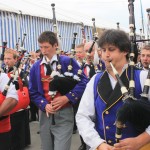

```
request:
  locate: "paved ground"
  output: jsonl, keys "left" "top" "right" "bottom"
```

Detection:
{"left": 24, "top": 121, "right": 81, "bottom": 150}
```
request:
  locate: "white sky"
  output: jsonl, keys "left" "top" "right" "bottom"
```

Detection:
{"left": 0, "top": 0, "right": 149, "bottom": 33}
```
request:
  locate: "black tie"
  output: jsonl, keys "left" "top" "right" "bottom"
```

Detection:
{"left": 89, "top": 64, "right": 95, "bottom": 78}
{"left": 45, "top": 63, "right": 52, "bottom": 75}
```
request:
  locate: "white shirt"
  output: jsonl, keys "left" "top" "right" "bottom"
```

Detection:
{"left": 40, "top": 55, "right": 58, "bottom": 75}
{"left": 76, "top": 69, "right": 150, "bottom": 150}
{"left": 84, "top": 63, "right": 90, "bottom": 78}
{"left": 0, "top": 73, "right": 18, "bottom": 100}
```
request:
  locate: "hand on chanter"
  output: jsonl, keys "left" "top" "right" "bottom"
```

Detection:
{"left": 51, "top": 95, "right": 69, "bottom": 111}
{"left": 45, "top": 103, "right": 56, "bottom": 114}
{"left": 113, "top": 137, "right": 141, "bottom": 150}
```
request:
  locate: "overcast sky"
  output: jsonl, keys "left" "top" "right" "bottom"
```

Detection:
{"left": 0, "top": 0, "right": 149, "bottom": 34}
{"left": 51, "top": 0, "right": 149, "bottom": 33}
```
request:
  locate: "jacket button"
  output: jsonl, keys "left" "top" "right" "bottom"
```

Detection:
{"left": 106, "top": 126, "right": 110, "bottom": 129}
{"left": 105, "top": 111, "right": 109, "bottom": 114}
{"left": 108, "top": 140, "right": 112, "bottom": 144}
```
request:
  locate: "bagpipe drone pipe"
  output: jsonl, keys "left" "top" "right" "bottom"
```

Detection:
{"left": 50, "top": 3, "right": 78, "bottom": 94}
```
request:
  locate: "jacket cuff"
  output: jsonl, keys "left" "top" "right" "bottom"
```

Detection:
{"left": 66, "top": 91, "right": 80, "bottom": 104}
{"left": 38, "top": 99, "right": 48, "bottom": 111}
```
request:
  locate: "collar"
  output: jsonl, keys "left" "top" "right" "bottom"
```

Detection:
{"left": 40, "top": 54, "right": 58, "bottom": 65}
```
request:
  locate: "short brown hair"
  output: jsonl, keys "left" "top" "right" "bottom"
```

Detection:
{"left": 4, "top": 48, "right": 18, "bottom": 59}
{"left": 38, "top": 31, "right": 58, "bottom": 46}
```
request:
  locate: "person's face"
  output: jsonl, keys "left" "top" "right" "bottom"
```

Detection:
{"left": 39, "top": 42, "right": 57, "bottom": 57}
{"left": 101, "top": 44, "right": 127, "bottom": 70}
{"left": 75, "top": 47, "right": 85, "bottom": 61}
{"left": 140, "top": 49, "right": 150, "bottom": 69}
{"left": 4, "top": 53, "right": 17, "bottom": 68}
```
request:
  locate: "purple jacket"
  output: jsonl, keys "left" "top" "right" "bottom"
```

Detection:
{"left": 29, "top": 55, "right": 88, "bottom": 111}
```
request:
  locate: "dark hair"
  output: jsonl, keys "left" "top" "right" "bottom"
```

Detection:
{"left": 38, "top": 31, "right": 58, "bottom": 46}
{"left": 97, "top": 29, "right": 130, "bottom": 53}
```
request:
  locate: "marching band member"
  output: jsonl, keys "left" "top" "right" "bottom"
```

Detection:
{"left": 83, "top": 41, "right": 105, "bottom": 80}
{"left": 3, "top": 48, "right": 31, "bottom": 150}
{"left": 140, "top": 45, "right": 150, "bottom": 70}
{"left": 83, "top": 41, "right": 96, "bottom": 79}
{"left": 0, "top": 73, "right": 18, "bottom": 150}
{"left": 74, "top": 43, "right": 87, "bottom": 149}
{"left": 29, "top": 31, "right": 88, "bottom": 150}
{"left": 74, "top": 43, "right": 86, "bottom": 133}
{"left": 3, "top": 49, "right": 18, "bottom": 73}
{"left": 75, "top": 43, "right": 86, "bottom": 69}
{"left": 76, "top": 29, "right": 150, "bottom": 150}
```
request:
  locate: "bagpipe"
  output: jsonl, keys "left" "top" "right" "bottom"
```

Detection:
{"left": 0, "top": 41, "right": 7, "bottom": 73}
{"left": 50, "top": 3, "right": 79, "bottom": 96}
{"left": 146, "top": 8, "right": 150, "bottom": 44}
{"left": 116, "top": 22, "right": 120, "bottom": 30}
{"left": 51, "top": 3, "right": 62, "bottom": 53}
{"left": 109, "top": 60, "right": 150, "bottom": 139}
{"left": 13, "top": 33, "right": 32, "bottom": 87}
{"left": 45, "top": 32, "right": 80, "bottom": 125}
{"left": 81, "top": 22, "right": 86, "bottom": 44}
{"left": 45, "top": 55, "right": 78, "bottom": 125}
{"left": 84, "top": 18, "right": 100, "bottom": 78}
{"left": 86, "top": 18, "right": 98, "bottom": 58}
{"left": 15, "top": 37, "right": 20, "bottom": 51}
{"left": 112, "top": 2, "right": 150, "bottom": 149}
{"left": 50, "top": 33, "right": 79, "bottom": 90}
{"left": 109, "top": 61, "right": 150, "bottom": 150}
{"left": 18, "top": 52, "right": 34, "bottom": 87}
{"left": 91, "top": 18, "right": 105, "bottom": 73}
{"left": 51, "top": 3, "right": 58, "bottom": 36}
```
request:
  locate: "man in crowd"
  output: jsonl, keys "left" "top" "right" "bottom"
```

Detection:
{"left": 140, "top": 45, "right": 150, "bottom": 70}
{"left": 0, "top": 70, "right": 18, "bottom": 150}
{"left": 3, "top": 48, "right": 30, "bottom": 150}
{"left": 76, "top": 29, "right": 150, "bottom": 150}
{"left": 75, "top": 43, "right": 86, "bottom": 68}
{"left": 29, "top": 31, "right": 88, "bottom": 150}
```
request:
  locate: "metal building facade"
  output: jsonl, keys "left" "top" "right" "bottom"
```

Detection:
{"left": 0, "top": 10, "right": 93, "bottom": 52}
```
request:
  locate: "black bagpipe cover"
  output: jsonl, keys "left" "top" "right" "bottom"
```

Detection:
{"left": 49, "top": 76, "right": 78, "bottom": 95}
{"left": 116, "top": 97, "right": 150, "bottom": 134}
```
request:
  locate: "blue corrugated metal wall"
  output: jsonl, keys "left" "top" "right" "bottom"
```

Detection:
{"left": 0, "top": 10, "right": 93, "bottom": 52}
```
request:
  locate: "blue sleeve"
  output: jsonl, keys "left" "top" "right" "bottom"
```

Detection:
{"left": 65, "top": 58, "right": 88, "bottom": 104}
{"left": 29, "top": 64, "right": 48, "bottom": 111}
